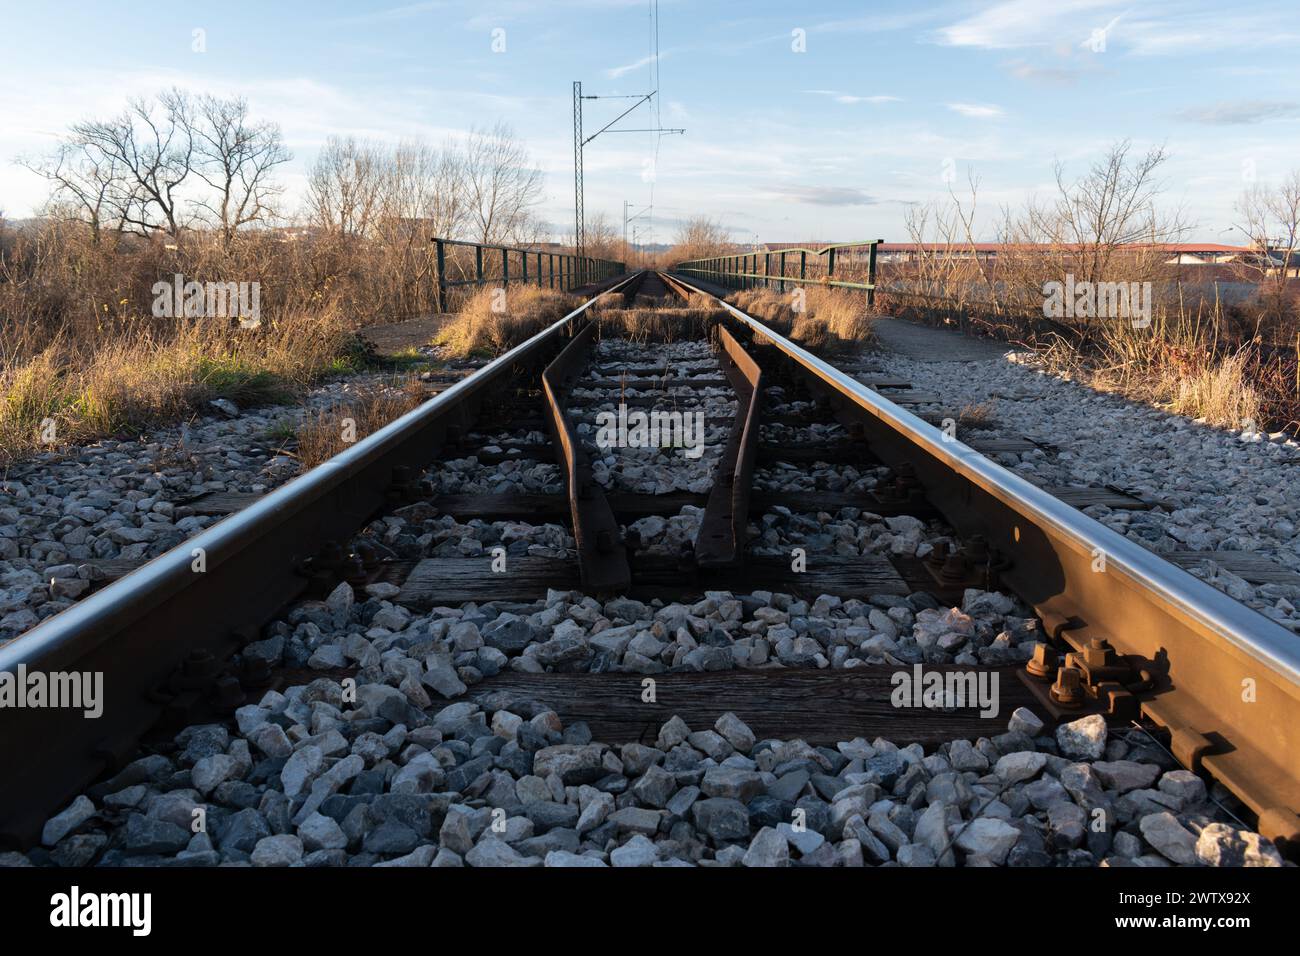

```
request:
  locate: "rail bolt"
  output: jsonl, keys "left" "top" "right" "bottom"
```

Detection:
{"left": 1081, "top": 636, "right": 1111, "bottom": 669}
{"left": 182, "top": 649, "right": 218, "bottom": 680}
{"left": 963, "top": 534, "right": 990, "bottom": 563}
{"left": 342, "top": 555, "right": 368, "bottom": 588}
{"left": 1051, "top": 665, "right": 1086, "bottom": 707}
{"left": 1026, "top": 643, "right": 1058, "bottom": 681}
{"left": 212, "top": 675, "right": 244, "bottom": 712}
{"left": 355, "top": 541, "right": 380, "bottom": 569}
{"left": 316, "top": 540, "right": 344, "bottom": 571}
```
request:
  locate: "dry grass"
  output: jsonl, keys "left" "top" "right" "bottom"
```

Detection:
{"left": 730, "top": 286, "right": 874, "bottom": 353}
{"left": 0, "top": 310, "right": 354, "bottom": 465}
{"left": 1029, "top": 307, "right": 1270, "bottom": 429}
{"left": 433, "top": 286, "right": 580, "bottom": 358}
{"left": 1168, "top": 351, "right": 1263, "bottom": 425}
{"left": 884, "top": 278, "right": 1295, "bottom": 433}
{"left": 295, "top": 378, "right": 430, "bottom": 469}
{"left": 598, "top": 307, "right": 719, "bottom": 344}
{"left": 954, "top": 401, "right": 996, "bottom": 429}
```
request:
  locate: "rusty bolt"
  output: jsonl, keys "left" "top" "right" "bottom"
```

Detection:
{"left": 316, "top": 540, "right": 344, "bottom": 571}
{"left": 1051, "top": 665, "right": 1086, "bottom": 707}
{"left": 342, "top": 554, "right": 368, "bottom": 588}
{"left": 1026, "top": 643, "right": 1057, "bottom": 680}
{"left": 355, "top": 541, "right": 380, "bottom": 569}
{"left": 1081, "top": 636, "right": 1111, "bottom": 669}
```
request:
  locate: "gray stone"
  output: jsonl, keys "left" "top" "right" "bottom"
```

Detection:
{"left": 1139, "top": 811, "right": 1198, "bottom": 865}
{"left": 1092, "top": 760, "right": 1160, "bottom": 794}
{"left": 692, "top": 798, "right": 750, "bottom": 843}
{"left": 609, "top": 806, "right": 661, "bottom": 836}
{"left": 610, "top": 834, "right": 660, "bottom": 867}
{"left": 656, "top": 715, "right": 690, "bottom": 750}
{"left": 466, "top": 836, "right": 543, "bottom": 867}
{"left": 867, "top": 811, "right": 909, "bottom": 855}
{"left": 422, "top": 657, "right": 467, "bottom": 698}
{"left": 297, "top": 812, "right": 348, "bottom": 852}
{"left": 1007, "top": 706, "right": 1045, "bottom": 737}
{"left": 191, "top": 753, "right": 242, "bottom": 796}
{"left": 248, "top": 723, "right": 293, "bottom": 759}
{"left": 545, "top": 850, "right": 608, "bottom": 867}
{"left": 714, "top": 712, "right": 756, "bottom": 752}
{"left": 533, "top": 744, "right": 606, "bottom": 785}
{"left": 576, "top": 792, "right": 614, "bottom": 835}
{"left": 42, "top": 795, "right": 96, "bottom": 847}
{"left": 280, "top": 745, "right": 325, "bottom": 799}
{"left": 251, "top": 834, "right": 303, "bottom": 867}
{"left": 123, "top": 814, "right": 190, "bottom": 855}
{"left": 742, "top": 827, "right": 790, "bottom": 867}
{"left": 630, "top": 765, "right": 677, "bottom": 808}
{"left": 1056, "top": 714, "right": 1107, "bottom": 760}
{"left": 374, "top": 845, "right": 439, "bottom": 867}
{"left": 897, "top": 843, "right": 936, "bottom": 867}
{"left": 1195, "top": 823, "right": 1282, "bottom": 867}
{"left": 700, "top": 767, "right": 765, "bottom": 803}
{"left": 994, "top": 751, "right": 1046, "bottom": 783}
{"left": 1158, "top": 770, "right": 1207, "bottom": 806}
{"left": 914, "top": 802, "right": 959, "bottom": 865}
{"left": 778, "top": 821, "right": 826, "bottom": 857}
{"left": 954, "top": 817, "right": 1020, "bottom": 864}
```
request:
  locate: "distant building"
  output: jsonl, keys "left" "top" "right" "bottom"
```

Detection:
{"left": 755, "top": 241, "right": 1259, "bottom": 266}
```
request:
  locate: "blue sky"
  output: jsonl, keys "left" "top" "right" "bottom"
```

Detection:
{"left": 1, "top": 0, "right": 1297, "bottom": 245}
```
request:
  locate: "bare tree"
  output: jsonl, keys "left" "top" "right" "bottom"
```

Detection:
{"left": 461, "top": 123, "right": 543, "bottom": 245}
{"left": 1024, "top": 139, "right": 1186, "bottom": 285}
{"left": 305, "top": 136, "right": 386, "bottom": 238}
{"left": 71, "top": 89, "right": 195, "bottom": 237}
{"left": 380, "top": 140, "right": 468, "bottom": 239}
{"left": 189, "top": 95, "right": 290, "bottom": 246}
{"left": 17, "top": 140, "right": 126, "bottom": 243}
{"left": 584, "top": 211, "right": 620, "bottom": 260}
{"left": 1234, "top": 170, "right": 1300, "bottom": 309}
{"left": 669, "top": 215, "right": 731, "bottom": 263}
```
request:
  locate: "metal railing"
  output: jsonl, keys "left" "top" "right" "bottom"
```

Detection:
{"left": 675, "top": 239, "right": 882, "bottom": 306}
{"left": 432, "top": 237, "right": 625, "bottom": 311}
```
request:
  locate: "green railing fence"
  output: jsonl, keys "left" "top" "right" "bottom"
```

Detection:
{"left": 433, "top": 237, "right": 625, "bottom": 311}
{"left": 675, "top": 239, "right": 882, "bottom": 306}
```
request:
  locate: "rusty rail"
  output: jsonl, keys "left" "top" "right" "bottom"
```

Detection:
{"left": 694, "top": 325, "right": 763, "bottom": 567}
{"left": 542, "top": 321, "right": 632, "bottom": 592}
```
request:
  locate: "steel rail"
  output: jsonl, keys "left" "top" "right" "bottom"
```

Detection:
{"left": 694, "top": 325, "right": 763, "bottom": 567}
{"left": 542, "top": 321, "right": 631, "bottom": 592}
{"left": 669, "top": 271, "right": 1300, "bottom": 848}
{"left": 0, "top": 272, "right": 642, "bottom": 846}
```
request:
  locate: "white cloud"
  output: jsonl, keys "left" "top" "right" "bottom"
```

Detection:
{"left": 947, "top": 102, "right": 1005, "bottom": 119}
{"left": 934, "top": 0, "right": 1300, "bottom": 56}
{"left": 1175, "top": 100, "right": 1300, "bottom": 125}
{"left": 606, "top": 52, "right": 667, "bottom": 79}
{"left": 804, "top": 90, "right": 901, "bottom": 105}
{"left": 935, "top": 0, "right": 1120, "bottom": 50}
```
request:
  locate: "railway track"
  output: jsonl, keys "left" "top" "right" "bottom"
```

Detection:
{"left": 1, "top": 270, "right": 1295, "bottom": 868}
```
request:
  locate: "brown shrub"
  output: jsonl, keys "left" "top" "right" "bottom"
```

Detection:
{"left": 295, "top": 378, "right": 430, "bottom": 469}
{"left": 433, "top": 285, "right": 579, "bottom": 357}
